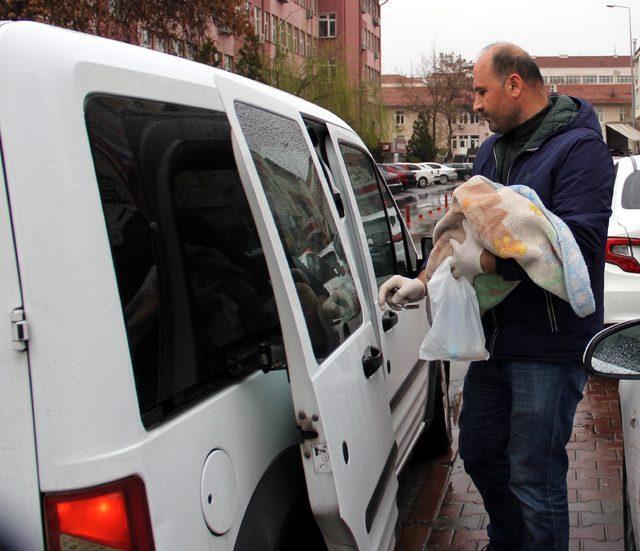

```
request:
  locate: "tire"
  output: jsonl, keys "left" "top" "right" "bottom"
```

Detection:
{"left": 439, "top": 175, "right": 449, "bottom": 184}
{"left": 624, "top": 462, "right": 638, "bottom": 551}
{"left": 279, "top": 491, "right": 327, "bottom": 551}
{"left": 415, "top": 360, "right": 452, "bottom": 458}
{"left": 463, "top": 173, "right": 471, "bottom": 181}
{"left": 418, "top": 177, "right": 428, "bottom": 188}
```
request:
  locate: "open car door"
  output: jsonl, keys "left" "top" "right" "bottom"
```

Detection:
{"left": 215, "top": 72, "right": 398, "bottom": 550}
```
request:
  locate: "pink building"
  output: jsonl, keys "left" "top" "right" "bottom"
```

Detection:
{"left": 137, "top": 0, "right": 381, "bottom": 90}
{"left": 316, "top": 0, "right": 381, "bottom": 87}
{"left": 215, "top": 1, "right": 320, "bottom": 72}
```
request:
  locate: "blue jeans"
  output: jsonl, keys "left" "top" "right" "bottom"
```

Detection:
{"left": 459, "top": 360, "right": 589, "bottom": 551}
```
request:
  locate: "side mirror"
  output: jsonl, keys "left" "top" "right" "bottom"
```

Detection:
{"left": 583, "top": 318, "right": 640, "bottom": 379}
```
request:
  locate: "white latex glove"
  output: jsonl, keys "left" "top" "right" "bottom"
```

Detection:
{"left": 449, "top": 219, "right": 484, "bottom": 282}
{"left": 378, "top": 275, "right": 427, "bottom": 311}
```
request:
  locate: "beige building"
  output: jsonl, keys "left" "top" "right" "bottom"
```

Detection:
{"left": 380, "top": 74, "right": 490, "bottom": 162}
{"left": 535, "top": 55, "right": 636, "bottom": 154}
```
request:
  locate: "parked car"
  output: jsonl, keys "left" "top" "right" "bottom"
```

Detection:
{"left": 377, "top": 164, "right": 405, "bottom": 194}
{"left": 444, "top": 162, "right": 473, "bottom": 181}
{"left": 604, "top": 155, "right": 640, "bottom": 324}
{"left": 390, "top": 163, "right": 437, "bottom": 188}
{"left": 420, "top": 162, "right": 459, "bottom": 184}
{"left": 0, "top": 22, "right": 450, "bottom": 551}
{"left": 583, "top": 318, "right": 640, "bottom": 550}
{"left": 380, "top": 163, "right": 418, "bottom": 188}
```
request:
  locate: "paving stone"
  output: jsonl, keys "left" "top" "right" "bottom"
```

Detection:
{"left": 580, "top": 511, "right": 623, "bottom": 526}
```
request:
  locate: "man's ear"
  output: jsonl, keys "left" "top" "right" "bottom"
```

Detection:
{"left": 506, "top": 74, "right": 523, "bottom": 97}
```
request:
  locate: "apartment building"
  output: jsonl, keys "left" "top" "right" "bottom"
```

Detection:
{"left": 315, "top": 0, "right": 382, "bottom": 88}
{"left": 137, "top": 0, "right": 380, "bottom": 91}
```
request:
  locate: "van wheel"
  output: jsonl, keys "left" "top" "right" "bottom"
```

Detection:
{"left": 278, "top": 491, "right": 327, "bottom": 551}
{"left": 418, "top": 177, "right": 428, "bottom": 188}
{"left": 415, "top": 361, "right": 452, "bottom": 458}
{"left": 624, "top": 461, "right": 638, "bottom": 551}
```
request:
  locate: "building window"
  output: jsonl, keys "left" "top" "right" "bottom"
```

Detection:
{"left": 140, "top": 28, "right": 151, "bottom": 48}
{"left": 599, "top": 75, "right": 614, "bottom": 84}
{"left": 620, "top": 107, "right": 628, "bottom": 122}
{"left": 321, "top": 59, "right": 337, "bottom": 81}
{"left": 319, "top": 13, "right": 336, "bottom": 38}
{"left": 253, "top": 6, "right": 261, "bottom": 36}
{"left": 451, "top": 138, "right": 457, "bottom": 150}
{"left": 470, "top": 135, "right": 480, "bottom": 148}
{"left": 224, "top": 55, "right": 233, "bottom": 72}
{"left": 549, "top": 76, "right": 565, "bottom": 84}
{"left": 470, "top": 113, "right": 480, "bottom": 124}
{"left": 566, "top": 75, "right": 580, "bottom": 84}
{"left": 263, "top": 11, "right": 270, "bottom": 41}
{"left": 458, "top": 112, "right": 469, "bottom": 124}
{"left": 596, "top": 108, "right": 604, "bottom": 123}
{"left": 618, "top": 75, "right": 632, "bottom": 84}
{"left": 542, "top": 76, "right": 548, "bottom": 85}
{"left": 395, "top": 110, "right": 405, "bottom": 125}
{"left": 583, "top": 75, "right": 597, "bottom": 84}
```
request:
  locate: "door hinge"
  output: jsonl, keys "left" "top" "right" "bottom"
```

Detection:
{"left": 11, "top": 308, "right": 29, "bottom": 351}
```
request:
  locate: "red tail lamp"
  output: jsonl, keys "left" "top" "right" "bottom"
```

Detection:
{"left": 43, "top": 476, "right": 154, "bottom": 550}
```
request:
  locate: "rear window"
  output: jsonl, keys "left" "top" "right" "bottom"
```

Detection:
{"left": 622, "top": 170, "right": 640, "bottom": 209}
{"left": 85, "top": 95, "right": 283, "bottom": 427}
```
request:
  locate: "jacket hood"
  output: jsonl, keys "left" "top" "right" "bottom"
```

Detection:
{"left": 524, "top": 95, "right": 601, "bottom": 150}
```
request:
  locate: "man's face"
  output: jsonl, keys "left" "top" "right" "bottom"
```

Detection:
{"left": 472, "top": 54, "right": 519, "bottom": 134}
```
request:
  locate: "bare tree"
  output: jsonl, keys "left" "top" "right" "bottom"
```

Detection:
{"left": 400, "top": 48, "right": 472, "bottom": 156}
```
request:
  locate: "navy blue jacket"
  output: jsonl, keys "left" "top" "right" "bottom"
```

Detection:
{"left": 473, "top": 96, "right": 614, "bottom": 363}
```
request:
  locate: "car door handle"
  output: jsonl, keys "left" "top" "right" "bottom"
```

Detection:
{"left": 362, "top": 345, "right": 383, "bottom": 379}
{"left": 381, "top": 310, "right": 398, "bottom": 332}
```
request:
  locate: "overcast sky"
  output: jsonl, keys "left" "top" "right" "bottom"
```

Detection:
{"left": 381, "top": 0, "right": 640, "bottom": 74}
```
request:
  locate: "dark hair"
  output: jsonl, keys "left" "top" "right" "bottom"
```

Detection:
{"left": 482, "top": 43, "right": 544, "bottom": 87}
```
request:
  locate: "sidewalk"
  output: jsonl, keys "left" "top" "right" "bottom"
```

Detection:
{"left": 396, "top": 376, "right": 624, "bottom": 550}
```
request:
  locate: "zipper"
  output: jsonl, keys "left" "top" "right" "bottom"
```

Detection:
{"left": 505, "top": 147, "right": 539, "bottom": 185}
{"left": 489, "top": 308, "right": 498, "bottom": 355}
{"left": 544, "top": 291, "right": 558, "bottom": 332}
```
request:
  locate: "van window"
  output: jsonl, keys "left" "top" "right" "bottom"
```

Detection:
{"left": 622, "top": 170, "right": 640, "bottom": 209}
{"left": 85, "top": 95, "right": 282, "bottom": 427}
{"left": 234, "top": 102, "right": 362, "bottom": 362}
{"left": 338, "top": 144, "right": 410, "bottom": 284}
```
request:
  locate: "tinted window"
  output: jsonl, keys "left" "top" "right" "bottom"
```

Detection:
{"left": 85, "top": 95, "right": 282, "bottom": 427}
{"left": 338, "top": 144, "right": 409, "bottom": 284}
{"left": 234, "top": 102, "right": 362, "bottom": 362}
{"left": 622, "top": 170, "right": 640, "bottom": 209}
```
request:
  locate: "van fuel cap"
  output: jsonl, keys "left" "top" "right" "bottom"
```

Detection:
{"left": 201, "top": 449, "right": 238, "bottom": 535}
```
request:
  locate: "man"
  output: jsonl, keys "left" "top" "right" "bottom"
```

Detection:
{"left": 379, "top": 43, "right": 613, "bottom": 550}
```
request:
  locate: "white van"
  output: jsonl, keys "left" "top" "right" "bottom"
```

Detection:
{"left": 0, "top": 22, "right": 448, "bottom": 551}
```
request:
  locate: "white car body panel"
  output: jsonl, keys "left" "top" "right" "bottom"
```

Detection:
{"left": 604, "top": 156, "right": 640, "bottom": 324}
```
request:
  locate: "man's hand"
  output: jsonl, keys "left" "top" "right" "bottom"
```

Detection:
{"left": 449, "top": 219, "right": 484, "bottom": 282}
{"left": 378, "top": 275, "right": 427, "bottom": 311}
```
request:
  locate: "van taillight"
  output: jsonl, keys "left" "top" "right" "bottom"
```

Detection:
{"left": 605, "top": 237, "right": 640, "bottom": 273}
{"left": 43, "top": 476, "right": 154, "bottom": 551}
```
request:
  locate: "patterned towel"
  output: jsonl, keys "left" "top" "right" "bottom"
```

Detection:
{"left": 424, "top": 176, "right": 595, "bottom": 318}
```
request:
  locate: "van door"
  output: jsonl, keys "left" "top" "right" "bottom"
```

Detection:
{"left": 0, "top": 147, "right": 43, "bottom": 549}
{"left": 323, "top": 126, "right": 430, "bottom": 471}
{"left": 215, "top": 73, "right": 398, "bottom": 550}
